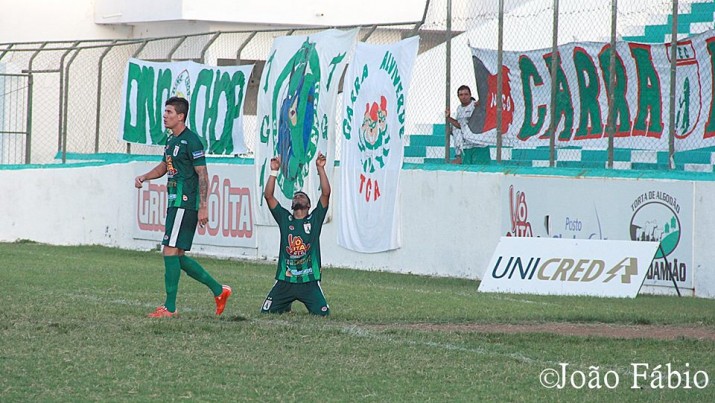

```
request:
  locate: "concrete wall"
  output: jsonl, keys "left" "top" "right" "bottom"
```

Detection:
{"left": 0, "top": 165, "right": 135, "bottom": 247}
{"left": 0, "top": 0, "right": 132, "bottom": 43}
{"left": 692, "top": 185, "right": 715, "bottom": 299}
{"left": 94, "top": 0, "right": 428, "bottom": 27}
{"left": 1, "top": 162, "right": 713, "bottom": 298}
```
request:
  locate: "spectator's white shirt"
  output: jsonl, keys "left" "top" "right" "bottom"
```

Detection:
{"left": 451, "top": 101, "right": 490, "bottom": 154}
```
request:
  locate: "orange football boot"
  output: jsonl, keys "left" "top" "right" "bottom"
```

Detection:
{"left": 148, "top": 305, "right": 177, "bottom": 318}
{"left": 214, "top": 285, "right": 232, "bottom": 315}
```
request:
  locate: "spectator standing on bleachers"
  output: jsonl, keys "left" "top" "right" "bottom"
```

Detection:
{"left": 445, "top": 85, "right": 490, "bottom": 165}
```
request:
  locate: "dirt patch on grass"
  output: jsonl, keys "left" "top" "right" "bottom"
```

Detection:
{"left": 368, "top": 323, "right": 715, "bottom": 341}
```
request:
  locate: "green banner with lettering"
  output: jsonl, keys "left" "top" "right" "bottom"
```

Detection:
{"left": 470, "top": 29, "right": 715, "bottom": 152}
{"left": 120, "top": 59, "right": 253, "bottom": 155}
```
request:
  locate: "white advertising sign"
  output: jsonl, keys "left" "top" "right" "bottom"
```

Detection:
{"left": 479, "top": 237, "right": 658, "bottom": 298}
{"left": 502, "top": 176, "right": 693, "bottom": 290}
{"left": 133, "top": 163, "right": 256, "bottom": 248}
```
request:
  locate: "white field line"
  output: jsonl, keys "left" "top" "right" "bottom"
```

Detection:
{"left": 329, "top": 280, "right": 563, "bottom": 306}
{"left": 336, "top": 324, "right": 641, "bottom": 376}
{"left": 66, "top": 293, "right": 197, "bottom": 313}
{"left": 252, "top": 319, "right": 637, "bottom": 376}
{"left": 67, "top": 294, "right": 647, "bottom": 376}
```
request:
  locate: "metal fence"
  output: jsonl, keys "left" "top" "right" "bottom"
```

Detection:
{"left": 0, "top": 72, "right": 30, "bottom": 163}
{"left": 0, "top": 0, "right": 711, "bottom": 168}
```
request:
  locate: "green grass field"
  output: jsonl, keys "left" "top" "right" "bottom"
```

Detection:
{"left": 1, "top": 241, "right": 714, "bottom": 401}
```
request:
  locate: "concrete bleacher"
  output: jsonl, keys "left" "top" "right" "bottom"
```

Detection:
{"left": 404, "top": 124, "right": 456, "bottom": 164}
{"left": 405, "top": 120, "right": 715, "bottom": 170}
{"left": 623, "top": 1, "right": 715, "bottom": 43}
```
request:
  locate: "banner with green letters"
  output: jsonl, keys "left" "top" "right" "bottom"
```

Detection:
{"left": 469, "top": 29, "right": 715, "bottom": 152}
{"left": 254, "top": 29, "right": 358, "bottom": 225}
{"left": 338, "top": 37, "right": 420, "bottom": 253}
{"left": 120, "top": 59, "right": 253, "bottom": 155}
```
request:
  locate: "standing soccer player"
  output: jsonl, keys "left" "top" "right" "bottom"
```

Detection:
{"left": 261, "top": 152, "right": 331, "bottom": 315}
{"left": 134, "top": 96, "right": 232, "bottom": 318}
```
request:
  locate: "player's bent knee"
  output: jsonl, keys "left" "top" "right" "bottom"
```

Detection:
{"left": 261, "top": 298, "right": 292, "bottom": 314}
{"left": 309, "top": 306, "right": 330, "bottom": 316}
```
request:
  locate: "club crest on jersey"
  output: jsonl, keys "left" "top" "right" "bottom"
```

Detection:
{"left": 173, "top": 145, "right": 180, "bottom": 157}
{"left": 304, "top": 223, "right": 312, "bottom": 234}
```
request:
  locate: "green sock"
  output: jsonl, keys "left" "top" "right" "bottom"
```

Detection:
{"left": 179, "top": 255, "right": 223, "bottom": 296}
{"left": 163, "top": 256, "right": 181, "bottom": 313}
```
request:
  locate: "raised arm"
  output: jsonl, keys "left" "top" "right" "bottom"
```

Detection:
{"left": 315, "top": 152, "right": 330, "bottom": 208}
{"left": 264, "top": 156, "right": 280, "bottom": 210}
{"left": 195, "top": 165, "right": 209, "bottom": 227}
{"left": 135, "top": 162, "right": 168, "bottom": 188}
{"left": 445, "top": 108, "right": 461, "bottom": 129}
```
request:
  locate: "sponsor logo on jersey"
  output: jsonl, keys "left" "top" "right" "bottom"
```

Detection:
{"left": 192, "top": 150, "right": 205, "bottom": 159}
{"left": 286, "top": 267, "right": 313, "bottom": 277}
{"left": 166, "top": 156, "right": 178, "bottom": 177}
{"left": 286, "top": 234, "right": 308, "bottom": 257}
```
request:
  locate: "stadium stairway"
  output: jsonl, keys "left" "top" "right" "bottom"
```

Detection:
{"left": 404, "top": 123, "right": 456, "bottom": 164}
{"left": 622, "top": 0, "right": 715, "bottom": 43}
{"left": 404, "top": 123, "right": 715, "bottom": 171}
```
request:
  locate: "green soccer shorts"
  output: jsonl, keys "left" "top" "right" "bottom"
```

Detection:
{"left": 261, "top": 280, "right": 330, "bottom": 316}
{"left": 162, "top": 207, "right": 198, "bottom": 251}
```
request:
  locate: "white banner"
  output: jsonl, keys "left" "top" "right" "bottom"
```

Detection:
{"left": 133, "top": 163, "right": 257, "bottom": 248}
{"left": 120, "top": 59, "right": 253, "bottom": 155}
{"left": 502, "top": 177, "right": 693, "bottom": 290}
{"left": 254, "top": 29, "right": 357, "bottom": 225}
{"left": 337, "top": 37, "right": 419, "bottom": 252}
{"left": 479, "top": 237, "right": 658, "bottom": 298}
{"left": 470, "top": 29, "right": 715, "bottom": 151}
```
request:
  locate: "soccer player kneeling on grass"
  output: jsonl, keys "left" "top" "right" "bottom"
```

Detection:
{"left": 134, "top": 96, "right": 232, "bottom": 318}
{"left": 261, "top": 153, "right": 331, "bottom": 316}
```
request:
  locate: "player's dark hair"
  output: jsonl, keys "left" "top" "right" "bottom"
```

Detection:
{"left": 166, "top": 96, "right": 189, "bottom": 122}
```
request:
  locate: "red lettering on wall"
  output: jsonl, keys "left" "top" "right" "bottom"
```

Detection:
{"left": 137, "top": 182, "right": 167, "bottom": 231}
{"left": 508, "top": 185, "right": 533, "bottom": 237}
{"left": 136, "top": 175, "right": 253, "bottom": 238}
{"left": 197, "top": 175, "right": 254, "bottom": 238}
